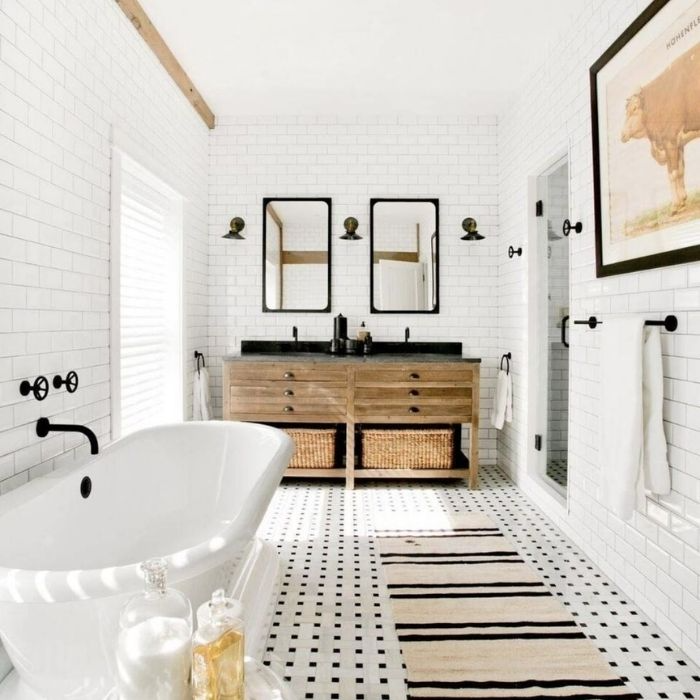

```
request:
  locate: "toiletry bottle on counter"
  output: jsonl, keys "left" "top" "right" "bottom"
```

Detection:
{"left": 192, "top": 589, "right": 246, "bottom": 700}
{"left": 116, "top": 558, "right": 192, "bottom": 700}
{"left": 357, "top": 321, "right": 369, "bottom": 342}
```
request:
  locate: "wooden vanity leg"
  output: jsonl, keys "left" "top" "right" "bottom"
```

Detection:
{"left": 346, "top": 370, "right": 355, "bottom": 489}
{"left": 346, "top": 420, "right": 355, "bottom": 489}
{"left": 469, "top": 365, "right": 480, "bottom": 489}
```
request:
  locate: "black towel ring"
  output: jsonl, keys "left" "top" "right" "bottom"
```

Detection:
{"left": 500, "top": 352, "right": 511, "bottom": 375}
{"left": 194, "top": 351, "right": 206, "bottom": 376}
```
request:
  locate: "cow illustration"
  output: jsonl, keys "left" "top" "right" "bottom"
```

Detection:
{"left": 621, "top": 43, "right": 700, "bottom": 214}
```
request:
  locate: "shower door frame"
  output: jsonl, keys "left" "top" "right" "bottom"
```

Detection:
{"left": 526, "top": 147, "right": 572, "bottom": 509}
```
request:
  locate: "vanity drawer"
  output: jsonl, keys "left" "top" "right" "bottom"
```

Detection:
{"left": 230, "top": 364, "right": 346, "bottom": 384}
{"left": 230, "top": 384, "right": 346, "bottom": 400}
{"left": 354, "top": 386, "right": 472, "bottom": 401}
{"left": 354, "top": 366, "right": 473, "bottom": 386}
{"left": 229, "top": 395, "right": 346, "bottom": 418}
{"left": 354, "top": 401, "right": 471, "bottom": 422}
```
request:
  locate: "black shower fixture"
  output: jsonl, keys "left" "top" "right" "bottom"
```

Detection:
{"left": 19, "top": 376, "right": 49, "bottom": 401}
{"left": 562, "top": 219, "right": 583, "bottom": 236}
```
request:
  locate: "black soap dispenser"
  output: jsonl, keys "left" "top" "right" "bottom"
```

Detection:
{"left": 331, "top": 313, "right": 347, "bottom": 355}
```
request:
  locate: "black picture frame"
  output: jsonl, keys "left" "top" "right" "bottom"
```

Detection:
{"left": 591, "top": 0, "right": 700, "bottom": 277}
{"left": 262, "top": 197, "right": 332, "bottom": 313}
{"left": 369, "top": 198, "right": 439, "bottom": 314}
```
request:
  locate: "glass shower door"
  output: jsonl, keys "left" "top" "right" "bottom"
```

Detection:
{"left": 543, "top": 161, "right": 570, "bottom": 492}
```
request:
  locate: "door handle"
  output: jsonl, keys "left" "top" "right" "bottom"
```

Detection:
{"left": 561, "top": 315, "right": 569, "bottom": 348}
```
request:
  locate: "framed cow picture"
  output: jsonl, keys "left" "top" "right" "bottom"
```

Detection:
{"left": 591, "top": 0, "right": 700, "bottom": 277}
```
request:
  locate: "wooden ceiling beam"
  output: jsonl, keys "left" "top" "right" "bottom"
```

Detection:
{"left": 114, "top": 0, "right": 216, "bottom": 129}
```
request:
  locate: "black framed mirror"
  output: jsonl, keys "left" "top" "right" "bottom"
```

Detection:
{"left": 262, "top": 197, "right": 332, "bottom": 312}
{"left": 370, "top": 198, "right": 439, "bottom": 314}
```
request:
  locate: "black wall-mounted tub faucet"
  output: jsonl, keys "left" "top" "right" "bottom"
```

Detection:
{"left": 405, "top": 327, "right": 410, "bottom": 343}
{"left": 36, "top": 418, "right": 99, "bottom": 455}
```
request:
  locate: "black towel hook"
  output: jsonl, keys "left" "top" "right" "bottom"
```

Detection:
{"left": 500, "top": 352, "right": 512, "bottom": 375}
{"left": 194, "top": 351, "right": 206, "bottom": 376}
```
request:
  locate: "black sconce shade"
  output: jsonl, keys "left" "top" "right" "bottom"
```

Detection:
{"left": 223, "top": 217, "right": 246, "bottom": 239}
{"left": 461, "top": 217, "right": 484, "bottom": 241}
{"left": 340, "top": 216, "right": 362, "bottom": 240}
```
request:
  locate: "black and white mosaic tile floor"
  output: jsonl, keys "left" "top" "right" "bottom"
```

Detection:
{"left": 258, "top": 467, "right": 700, "bottom": 700}
{"left": 546, "top": 458, "right": 569, "bottom": 488}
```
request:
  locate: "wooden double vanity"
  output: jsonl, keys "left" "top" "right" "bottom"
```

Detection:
{"left": 223, "top": 344, "right": 480, "bottom": 489}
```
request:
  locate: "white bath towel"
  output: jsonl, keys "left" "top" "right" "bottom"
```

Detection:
{"left": 642, "top": 327, "right": 671, "bottom": 496}
{"left": 490, "top": 369, "right": 513, "bottom": 430}
{"left": 192, "top": 366, "right": 212, "bottom": 420}
{"left": 600, "top": 317, "right": 670, "bottom": 520}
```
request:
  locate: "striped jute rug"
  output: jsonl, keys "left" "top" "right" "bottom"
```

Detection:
{"left": 376, "top": 513, "right": 641, "bottom": 700}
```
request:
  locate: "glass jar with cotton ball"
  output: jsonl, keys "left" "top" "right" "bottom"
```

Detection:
{"left": 115, "top": 558, "right": 192, "bottom": 700}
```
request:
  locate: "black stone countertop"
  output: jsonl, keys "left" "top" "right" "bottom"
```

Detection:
{"left": 230, "top": 339, "right": 481, "bottom": 363}
{"left": 226, "top": 354, "right": 481, "bottom": 363}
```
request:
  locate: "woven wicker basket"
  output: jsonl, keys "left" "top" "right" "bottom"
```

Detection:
{"left": 285, "top": 428, "right": 336, "bottom": 469}
{"left": 361, "top": 428, "right": 452, "bottom": 469}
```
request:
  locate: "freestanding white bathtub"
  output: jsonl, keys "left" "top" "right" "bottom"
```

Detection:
{"left": 0, "top": 421, "right": 293, "bottom": 699}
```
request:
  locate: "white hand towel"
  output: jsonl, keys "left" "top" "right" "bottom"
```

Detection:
{"left": 600, "top": 317, "right": 670, "bottom": 520}
{"left": 192, "top": 367, "right": 212, "bottom": 420}
{"left": 642, "top": 327, "right": 670, "bottom": 496}
{"left": 490, "top": 369, "right": 513, "bottom": 430}
{"left": 505, "top": 372, "right": 513, "bottom": 424}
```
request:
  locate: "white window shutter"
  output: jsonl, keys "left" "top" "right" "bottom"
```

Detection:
{"left": 113, "top": 152, "right": 183, "bottom": 439}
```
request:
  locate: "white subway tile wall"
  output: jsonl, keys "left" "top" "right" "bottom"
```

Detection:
{"left": 498, "top": 0, "right": 700, "bottom": 665}
{"left": 0, "top": 0, "right": 209, "bottom": 492}
{"left": 207, "top": 114, "right": 500, "bottom": 464}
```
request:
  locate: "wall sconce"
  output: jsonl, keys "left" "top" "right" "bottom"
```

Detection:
{"left": 340, "top": 216, "right": 362, "bottom": 240}
{"left": 460, "top": 217, "right": 484, "bottom": 241}
{"left": 222, "top": 217, "right": 246, "bottom": 240}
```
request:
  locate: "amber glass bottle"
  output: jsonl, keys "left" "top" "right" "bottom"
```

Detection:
{"left": 192, "top": 589, "right": 245, "bottom": 700}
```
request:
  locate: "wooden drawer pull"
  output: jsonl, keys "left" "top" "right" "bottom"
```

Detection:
{"left": 284, "top": 389, "right": 294, "bottom": 397}
{"left": 409, "top": 389, "right": 419, "bottom": 397}
{"left": 283, "top": 371, "right": 295, "bottom": 379}
{"left": 283, "top": 405, "right": 294, "bottom": 412}
{"left": 409, "top": 373, "right": 420, "bottom": 380}
{"left": 408, "top": 406, "right": 420, "bottom": 413}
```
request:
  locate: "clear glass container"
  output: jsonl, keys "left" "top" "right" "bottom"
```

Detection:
{"left": 116, "top": 558, "right": 193, "bottom": 700}
{"left": 196, "top": 589, "right": 243, "bottom": 629}
{"left": 192, "top": 589, "right": 245, "bottom": 700}
{"left": 245, "top": 657, "right": 298, "bottom": 700}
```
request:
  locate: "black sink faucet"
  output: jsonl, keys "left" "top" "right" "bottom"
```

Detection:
{"left": 292, "top": 326, "right": 298, "bottom": 346}
{"left": 36, "top": 417, "right": 99, "bottom": 455}
{"left": 405, "top": 327, "right": 410, "bottom": 343}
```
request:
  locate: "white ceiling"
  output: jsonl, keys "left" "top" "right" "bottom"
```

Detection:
{"left": 139, "top": 0, "right": 587, "bottom": 117}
